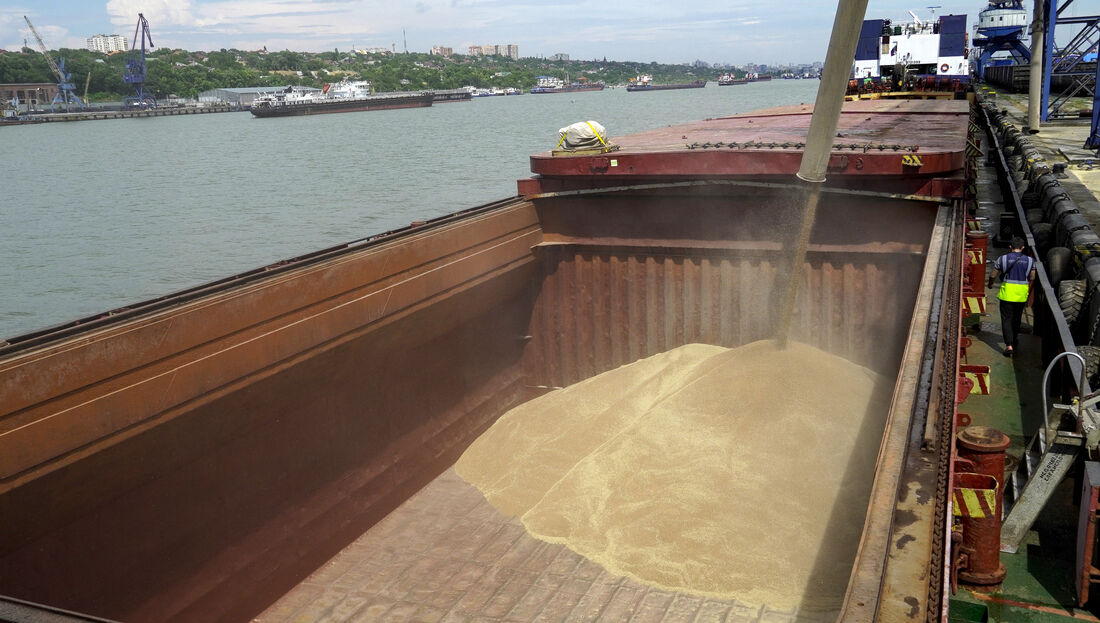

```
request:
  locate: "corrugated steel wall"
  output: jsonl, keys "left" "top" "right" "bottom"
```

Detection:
{"left": 525, "top": 190, "right": 936, "bottom": 389}
{"left": 527, "top": 247, "right": 924, "bottom": 388}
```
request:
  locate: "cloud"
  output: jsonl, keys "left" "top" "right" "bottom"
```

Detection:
{"left": 3, "top": 11, "right": 88, "bottom": 51}
{"left": 107, "top": 0, "right": 198, "bottom": 28}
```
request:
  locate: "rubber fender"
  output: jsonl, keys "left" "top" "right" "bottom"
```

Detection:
{"left": 1026, "top": 208, "right": 1045, "bottom": 226}
{"left": 1022, "top": 191, "right": 1041, "bottom": 211}
{"left": 1020, "top": 148, "right": 1040, "bottom": 170}
{"left": 1057, "top": 213, "right": 1092, "bottom": 247}
{"left": 1033, "top": 222, "right": 1055, "bottom": 256}
{"left": 1047, "top": 246, "right": 1074, "bottom": 289}
{"left": 1071, "top": 231, "right": 1100, "bottom": 262}
{"left": 1077, "top": 344, "right": 1100, "bottom": 381}
{"left": 1033, "top": 172, "right": 1060, "bottom": 196}
{"left": 1041, "top": 185, "right": 1072, "bottom": 216}
{"left": 1003, "top": 144, "right": 1017, "bottom": 157}
{"left": 1029, "top": 164, "right": 1052, "bottom": 183}
{"left": 1060, "top": 279, "right": 1087, "bottom": 326}
{"left": 1049, "top": 197, "right": 1080, "bottom": 230}
{"left": 1069, "top": 236, "right": 1100, "bottom": 264}
{"left": 1083, "top": 257, "right": 1100, "bottom": 290}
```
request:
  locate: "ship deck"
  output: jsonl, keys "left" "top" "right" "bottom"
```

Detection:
{"left": 524, "top": 99, "right": 971, "bottom": 189}
{"left": 946, "top": 152, "right": 1095, "bottom": 623}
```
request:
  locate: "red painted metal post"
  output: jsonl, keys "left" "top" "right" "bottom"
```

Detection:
{"left": 966, "top": 230, "right": 989, "bottom": 292}
{"left": 954, "top": 427, "right": 1010, "bottom": 590}
{"left": 957, "top": 426, "right": 1010, "bottom": 516}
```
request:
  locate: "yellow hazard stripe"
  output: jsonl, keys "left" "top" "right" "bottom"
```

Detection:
{"left": 963, "top": 296, "right": 986, "bottom": 315}
{"left": 953, "top": 487, "right": 996, "bottom": 517}
{"left": 962, "top": 369, "right": 990, "bottom": 394}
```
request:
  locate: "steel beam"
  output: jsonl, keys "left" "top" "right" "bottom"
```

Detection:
{"left": 1040, "top": 0, "right": 1100, "bottom": 122}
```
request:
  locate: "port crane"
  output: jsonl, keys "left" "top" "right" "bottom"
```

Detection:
{"left": 123, "top": 13, "right": 156, "bottom": 108}
{"left": 22, "top": 15, "right": 85, "bottom": 112}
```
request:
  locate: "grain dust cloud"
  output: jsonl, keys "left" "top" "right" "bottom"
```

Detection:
{"left": 455, "top": 339, "right": 890, "bottom": 611}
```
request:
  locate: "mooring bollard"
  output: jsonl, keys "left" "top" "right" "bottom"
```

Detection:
{"left": 954, "top": 426, "right": 1009, "bottom": 590}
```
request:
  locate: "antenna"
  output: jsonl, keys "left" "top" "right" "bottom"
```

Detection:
{"left": 403, "top": 29, "right": 407, "bottom": 53}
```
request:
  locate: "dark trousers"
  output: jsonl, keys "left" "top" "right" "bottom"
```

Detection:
{"left": 999, "top": 299, "right": 1026, "bottom": 348}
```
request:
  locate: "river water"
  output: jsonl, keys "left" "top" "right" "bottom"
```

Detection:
{"left": 2, "top": 80, "right": 820, "bottom": 339}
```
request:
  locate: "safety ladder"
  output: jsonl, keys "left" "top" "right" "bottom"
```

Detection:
{"left": 1001, "top": 351, "right": 1092, "bottom": 553}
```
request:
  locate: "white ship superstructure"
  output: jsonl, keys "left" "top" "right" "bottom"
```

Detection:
{"left": 852, "top": 12, "right": 971, "bottom": 83}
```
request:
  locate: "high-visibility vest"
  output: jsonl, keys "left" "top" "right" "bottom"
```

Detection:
{"left": 998, "top": 281, "right": 1030, "bottom": 302}
{"left": 996, "top": 253, "right": 1034, "bottom": 303}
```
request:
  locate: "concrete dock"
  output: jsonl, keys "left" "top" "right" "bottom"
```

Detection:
{"left": 0, "top": 103, "right": 241, "bottom": 125}
{"left": 980, "top": 86, "right": 1100, "bottom": 226}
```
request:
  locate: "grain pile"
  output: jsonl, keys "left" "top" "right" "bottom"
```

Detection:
{"left": 455, "top": 340, "right": 891, "bottom": 611}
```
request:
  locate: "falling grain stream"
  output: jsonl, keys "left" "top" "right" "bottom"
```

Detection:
{"left": 458, "top": 0, "right": 876, "bottom": 615}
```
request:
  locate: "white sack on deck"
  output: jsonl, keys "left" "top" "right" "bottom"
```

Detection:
{"left": 557, "top": 120, "right": 608, "bottom": 149}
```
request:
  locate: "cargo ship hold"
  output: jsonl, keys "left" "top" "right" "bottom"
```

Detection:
{"left": 250, "top": 79, "right": 433, "bottom": 117}
{"left": 1, "top": 91, "right": 988, "bottom": 622}
{"left": 4, "top": 7, "right": 1100, "bottom": 623}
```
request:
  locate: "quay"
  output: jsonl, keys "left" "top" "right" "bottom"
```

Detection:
{"left": 1, "top": 103, "right": 241, "bottom": 125}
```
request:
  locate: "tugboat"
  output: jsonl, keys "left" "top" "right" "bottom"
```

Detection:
{"left": 249, "top": 78, "right": 433, "bottom": 117}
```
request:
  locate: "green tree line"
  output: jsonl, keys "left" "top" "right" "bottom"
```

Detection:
{"left": 0, "top": 46, "right": 743, "bottom": 100}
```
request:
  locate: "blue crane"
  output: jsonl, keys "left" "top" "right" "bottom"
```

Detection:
{"left": 124, "top": 13, "right": 157, "bottom": 108}
{"left": 23, "top": 16, "right": 85, "bottom": 112}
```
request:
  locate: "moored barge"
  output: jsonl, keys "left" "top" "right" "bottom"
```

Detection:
{"left": 0, "top": 97, "right": 989, "bottom": 622}
{"left": 626, "top": 75, "right": 707, "bottom": 91}
{"left": 250, "top": 79, "right": 433, "bottom": 117}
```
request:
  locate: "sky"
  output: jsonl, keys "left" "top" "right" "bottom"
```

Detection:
{"left": 0, "top": 1, "right": 1051, "bottom": 65}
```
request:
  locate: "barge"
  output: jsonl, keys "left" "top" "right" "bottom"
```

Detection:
{"left": 1, "top": 96, "right": 980, "bottom": 622}
{"left": 250, "top": 79, "right": 433, "bottom": 117}
{"left": 2, "top": 32, "right": 1099, "bottom": 620}
{"left": 530, "top": 75, "right": 605, "bottom": 94}
{"left": 626, "top": 75, "right": 707, "bottom": 91}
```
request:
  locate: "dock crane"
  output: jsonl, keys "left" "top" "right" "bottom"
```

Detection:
{"left": 23, "top": 16, "right": 85, "bottom": 112}
{"left": 123, "top": 13, "right": 156, "bottom": 108}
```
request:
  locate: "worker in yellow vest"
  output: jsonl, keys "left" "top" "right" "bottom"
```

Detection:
{"left": 986, "top": 237, "right": 1036, "bottom": 357}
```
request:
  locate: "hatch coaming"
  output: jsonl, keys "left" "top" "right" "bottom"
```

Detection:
{"left": 523, "top": 100, "right": 970, "bottom": 199}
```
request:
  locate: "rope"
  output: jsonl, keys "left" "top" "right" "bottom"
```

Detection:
{"left": 586, "top": 121, "right": 608, "bottom": 147}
